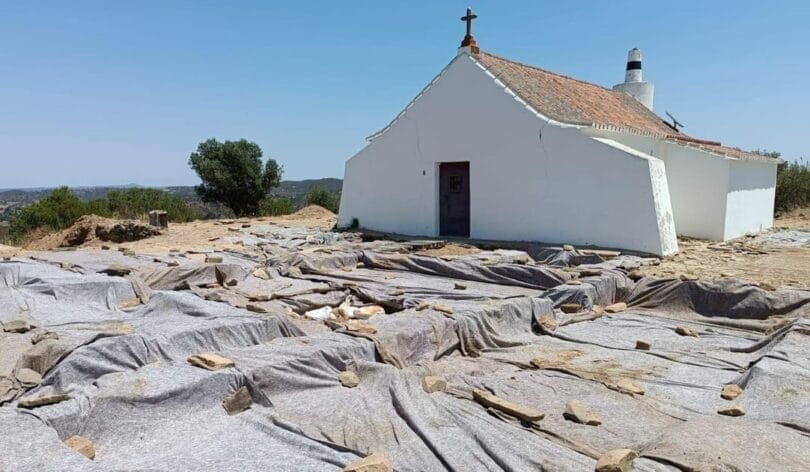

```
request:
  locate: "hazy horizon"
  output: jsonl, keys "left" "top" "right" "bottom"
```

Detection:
{"left": 1, "top": 1, "right": 807, "bottom": 188}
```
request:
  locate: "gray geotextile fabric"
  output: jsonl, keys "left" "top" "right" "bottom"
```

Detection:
{"left": 1, "top": 229, "right": 810, "bottom": 471}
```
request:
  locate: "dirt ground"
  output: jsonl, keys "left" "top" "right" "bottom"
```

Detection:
{"left": 6, "top": 206, "right": 809, "bottom": 289}
{"left": 639, "top": 210, "right": 810, "bottom": 289}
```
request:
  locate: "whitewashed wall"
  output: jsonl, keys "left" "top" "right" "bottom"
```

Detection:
{"left": 339, "top": 53, "right": 678, "bottom": 255}
{"left": 724, "top": 159, "right": 777, "bottom": 239}
{"left": 584, "top": 129, "right": 777, "bottom": 241}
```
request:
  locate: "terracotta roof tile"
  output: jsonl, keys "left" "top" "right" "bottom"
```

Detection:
{"left": 475, "top": 51, "right": 678, "bottom": 135}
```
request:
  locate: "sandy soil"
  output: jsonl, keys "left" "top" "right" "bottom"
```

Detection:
{"left": 82, "top": 205, "right": 338, "bottom": 255}
{"left": 9, "top": 205, "right": 810, "bottom": 289}
{"left": 639, "top": 211, "right": 810, "bottom": 289}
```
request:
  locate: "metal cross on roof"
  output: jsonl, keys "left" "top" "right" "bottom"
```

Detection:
{"left": 461, "top": 8, "right": 477, "bottom": 37}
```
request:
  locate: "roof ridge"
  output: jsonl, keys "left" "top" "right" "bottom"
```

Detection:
{"left": 477, "top": 50, "right": 617, "bottom": 94}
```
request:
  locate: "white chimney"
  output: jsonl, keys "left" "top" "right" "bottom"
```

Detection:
{"left": 612, "top": 48, "right": 654, "bottom": 111}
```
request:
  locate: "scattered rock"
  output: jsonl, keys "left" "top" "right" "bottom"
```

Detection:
{"left": 635, "top": 340, "right": 651, "bottom": 351}
{"left": 718, "top": 405, "right": 746, "bottom": 417}
{"left": 118, "top": 247, "right": 128, "bottom": 252}
{"left": 679, "top": 273, "right": 699, "bottom": 282}
{"left": 675, "top": 326, "right": 700, "bottom": 337}
{"left": 99, "top": 265, "right": 131, "bottom": 278}
{"left": 472, "top": 389, "right": 544, "bottom": 422}
{"left": 538, "top": 314, "right": 558, "bottom": 332}
{"left": 0, "top": 377, "right": 15, "bottom": 401}
{"left": 415, "top": 301, "right": 431, "bottom": 311}
{"left": 252, "top": 267, "right": 271, "bottom": 280}
{"left": 342, "top": 453, "right": 393, "bottom": 472}
{"left": 64, "top": 435, "right": 95, "bottom": 460}
{"left": 566, "top": 280, "right": 582, "bottom": 285}
{"left": 15, "top": 368, "right": 42, "bottom": 387}
{"left": 421, "top": 376, "right": 447, "bottom": 393}
{"left": 96, "top": 219, "right": 161, "bottom": 244}
{"left": 18, "top": 393, "right": 71, "bottom": 409}
{"left": 591, "top": 305, "right": 605, "bottom": 315}
{"left": 246, "top": 304, "right": 268, "bottom": 314}
{"left": 305, "top": 306, "right": 335, "bottom": 321}
{"left": 101, "top": 245, "right": 111, "bottom": 250}
{"left": 563, "top": 244, "right": 575, "bottom": 252}
{"left": 560, "top": 303, "right": 581, "bottom": 314}
{"left": 758, "top": 282, "right": 776, "bottom": 291}
{"left": 564, "top": 400, "right": 602, "bottom": 426}
{"left": 31, "top": 330, "right": 59, "bottom": 344}
{"left": 224, "top": 278, "right": 238, "bottom": 287}
{"left": 627, "top": 269, "right": 643, "bottom": 280}
{"left": 338, "top": 370, "right": 360, "bottom": 388}
{"left": 432, "top": 304, "right": 454, "bottom": 315}
{"left": 205, "top": 255, "right": 223, "bottom": 263}
{"left": 604, "top": 303, "right": 627, "bottom": 314}
{"left": 344, "top": 320, "right": 377, "bottom": 335}
{"left": 187, "top": 353, "right": 234, "bottom": 371}
{"left": 227, "top": 227, "right": 240, "bottom": 232}
{"left": 454, "top": 282, "right": 467, "bottom": 290}
{"left": 167, "top": 260, "right": 180, "bottom": 267}
{"left": 389, "top": 289, "right": 405, "bottom": 296}
{"left": 721, "top": 384, "right": 743, "bottom": 400}
{"left": 611, "top": 379, "right": 645, "bottom": 396}
{"left": 117, "top": 298, "right": 142, "bottom": 310}
{"left": 354, "top": 305, "right": 385, "bottom": 319}
{"left": 3, "top": 319, "right": 32, "bottom": 333}
{"left": 222, "top": 386, "right": 252, "bottom": 415}
{"left": 595, "top": 448, "right": 637, "bottom": 472}
{"left": 579, "top": 268, "right": 602, "bottom": 277}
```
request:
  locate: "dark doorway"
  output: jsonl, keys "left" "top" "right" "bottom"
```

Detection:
{"left": 439, "top": 162, "right": 470, "bottom": 237}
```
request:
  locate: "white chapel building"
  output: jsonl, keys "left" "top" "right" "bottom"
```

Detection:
{"left": 337, "top": 11, "right": 780, "bottom": 256}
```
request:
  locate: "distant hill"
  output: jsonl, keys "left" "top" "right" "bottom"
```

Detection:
{"left": 0, "top": 178, "right": 343, "bottom": 221}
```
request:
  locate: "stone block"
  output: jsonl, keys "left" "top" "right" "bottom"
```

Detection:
{"left": 187, "top": 353, "right": 234, "bottom": 371}
{"left": 472, "top": 389, "right": 544, "bottom": 422}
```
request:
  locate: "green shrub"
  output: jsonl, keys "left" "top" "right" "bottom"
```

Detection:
{"left": 8, "top": 187, "right": 88, "bottom": 241}
{"left": 6, "top": 186, "right": 198, "bottom": 245}
{"left": 303, "top": 186, "right": 340, "bottom": 214}
{"left": 258, "top": 196, "right": 294, "bottom": 216}
{"left": 104, "top": 188, "right": 197, "bottom": 222}
{"left": 775, "top": 159, "right": 810, "bottom": 212}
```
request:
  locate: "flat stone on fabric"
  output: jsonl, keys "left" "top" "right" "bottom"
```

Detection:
{"left": 338, "top": 371, "right": 360, "bottom": 388}
{"left": 595, "top": 449, "right": 637, "bottom": 472}
{"left": 472, "top": 389, "right": 544, "bottom": 422}
{"left": 421, "top": 376, "right": 447, "bottom": 393}
{"left": 342, "top": 453, "right": 393, "bottom": 472}
{"left": 564, "top": 400, "right": 602, "bottom": 426}
{"left": 64, "top": 435, "right": 95, "bottom": 460}
{"left": 721, "top": 384, "right": 743, "bottom": 400}
{"left": 18, "top": 393, "right": 71, "bottom": 409}
{"left": 222, "top": 386, "right": 252, "bottom": 415}
{"left": 3, "top": 320, "right": 32, "bottom": 333}
{"left": 15, "top": 368, "right": 42, "bottom": 387}
{"left": 187, "top": 353, "right": 234, "bottom": 371}
{"left": 605, "top": 303, "right": 627, "bottom": 313}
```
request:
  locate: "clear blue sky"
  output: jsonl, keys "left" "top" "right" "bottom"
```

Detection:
{"left": 1, "top": 1, "right": 807, "bottom": 188}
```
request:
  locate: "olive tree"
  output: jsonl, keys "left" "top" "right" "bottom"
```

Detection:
{"left": 188, "top": 138, "right": 282, "bottom": 216}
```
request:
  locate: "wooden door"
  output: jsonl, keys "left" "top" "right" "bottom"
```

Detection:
{"left": 439, "top": 162, "right": 470, "bottom": 237}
